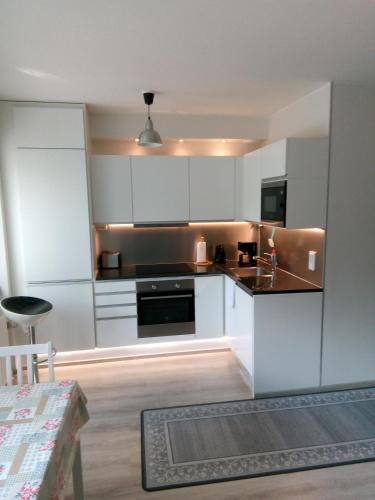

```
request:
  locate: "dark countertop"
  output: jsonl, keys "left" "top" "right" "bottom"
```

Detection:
{"left": 95, "top": 263, "right": 223, "bottom": 281}
{"left": 95, "top": 261, "right": 322, "bottom": 296}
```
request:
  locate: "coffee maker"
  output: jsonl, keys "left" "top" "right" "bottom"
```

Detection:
{"left": 238, "top": 242, "right": 257, "bottom": 267}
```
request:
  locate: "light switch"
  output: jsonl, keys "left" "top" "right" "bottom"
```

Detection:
{"left": 308, "top": 250, "right": 317, "bottom": 271}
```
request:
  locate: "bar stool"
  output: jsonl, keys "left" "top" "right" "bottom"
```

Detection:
{"left": 0, "top": 296, "right": 53, "bottom": 382}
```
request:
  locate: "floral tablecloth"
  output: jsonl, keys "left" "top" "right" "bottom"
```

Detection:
{"left": 0, "top": 380, "right": 89, "bottom": 500}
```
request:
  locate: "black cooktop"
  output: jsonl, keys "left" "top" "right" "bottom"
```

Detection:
{"left": 135, "top": 263, "right": 195, "bottom": 277}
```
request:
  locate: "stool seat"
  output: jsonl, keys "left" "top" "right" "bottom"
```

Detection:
{"left": 0, "top": 296, "right": 53, "bottom": 327}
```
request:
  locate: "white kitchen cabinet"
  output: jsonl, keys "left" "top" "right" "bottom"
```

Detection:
{"left": 241, "top": 150, "right": 262, "bottom": 222}
{"left": 260, "top": 140, "right": 287, "bottom": 178}
{"left": 16, "top": 149, "right": 92, "bottom": 282}
{"left": 189, "top": 157, "right": 236, "bottom": 220}
{"left": 226, "top": 280, "right": 254, "bottom": 380}
{"left": 131, "top": 156, "right": 189, "bottom": 223}
{"left": 253, "top": 292, "right": 322, "bottom": 394}
{"left": 96, "top": 317, "right": 138, "bottom": 348}
{"left": 225, "top": 274, "right": 322, "bottom": 395}
{"left": 13, "top": 105, "right": 85, "bottom": 149}
{"left": 90, "top": 155, "right": 133, "bottom": 223}
{"left": 27, "top": 282, "right": 95, "bottom": 352}
{"left": 94, "top": 279, "right": 137, "bottom": 348}
{"left": 224, "top": 275, "right": 236, "bottom": 337}
{"left": 240, "top": 137, "right": 329, "bottom": 228}
{"left": 195, "top": 276, "right": 224, "bottom": 338}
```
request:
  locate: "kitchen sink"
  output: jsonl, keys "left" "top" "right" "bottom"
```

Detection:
{"left": 228, "top": 267, "right": 273, "bottom": 278}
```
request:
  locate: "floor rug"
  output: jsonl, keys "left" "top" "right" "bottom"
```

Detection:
{"left": 141, "top": 387, "right": 375, "bottom": 490}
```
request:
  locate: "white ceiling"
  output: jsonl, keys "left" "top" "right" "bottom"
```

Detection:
{"left": 1, "top": 0, "right": 374, "bottom": 117}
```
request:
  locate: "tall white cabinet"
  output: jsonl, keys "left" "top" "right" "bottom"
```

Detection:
{"left": 13, "top": 104, "right": 95, "bottom": 352}
{"left": 16, "top": 149, "right": 92, "bottom": 282}
{"left": 131, "top": 156, "right": 189, "bottom": 223}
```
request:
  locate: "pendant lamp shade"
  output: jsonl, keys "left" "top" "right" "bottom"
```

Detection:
{"left": 138, "top": 117, "right": 162, "bottom": 147}
{"left": 138, "top": 92, "right": 162, "bottom": 148}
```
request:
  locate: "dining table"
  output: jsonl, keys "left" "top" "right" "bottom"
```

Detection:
{"left": 0, "top": 379, "right": 89, "bottom": 499}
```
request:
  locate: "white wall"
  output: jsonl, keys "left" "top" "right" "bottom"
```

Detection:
{"left": 268, "top": 83, "right": 331, "bottom": 141}
{"left": 89, "top": 111, "right": 268, "bottom": 140}
{"left": 321, "top": 84, "right": 375, "bottom": 386}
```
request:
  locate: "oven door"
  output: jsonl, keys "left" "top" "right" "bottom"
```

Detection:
{"left": 261, "top": 180, "right": 287, "bottom": 226}
{"left": 137, "top": 283, "right": 195, "bottom": 338}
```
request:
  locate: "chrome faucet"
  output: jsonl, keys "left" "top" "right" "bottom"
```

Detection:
{"left": 264, "top": 251, "right": 278, "bottom": 273}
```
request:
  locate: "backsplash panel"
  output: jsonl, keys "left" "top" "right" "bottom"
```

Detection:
{"left": 259, "top": 226, "right": 325, "bottom": 286}
{"left": 96, "top": 222, "right": 257, "bottom": 266}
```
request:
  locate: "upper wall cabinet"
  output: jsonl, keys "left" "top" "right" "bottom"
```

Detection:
{"left": 241, "top": 148, "right": 263, "bottom": 223}
{"left": 189, "top": 157, "right": 236, "bottom": 221}
{"left": 131, "top": 156, "right": 189, "bottom": 223}
{"left": 13, "top": 105, "right": 85, "bottom": 149}
{"left": 241, "top": 137, "right": 329, "bottom": 228}
{"left": 91, "top": 155, "right": 133, "bottom": 224}
{"left": 17, "top": 149, "right": 92, "bottom": 282}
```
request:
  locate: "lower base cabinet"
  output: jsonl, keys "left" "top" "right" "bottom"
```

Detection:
{"left": 253, "top": 292, "right": 322, "bottom": 394}
{"left": 225, "top": 276, "right": 322, "bottom": 395}
{"left": 96, "top": 317, "right": 138, "bottom": 348}
{"left": 195, "top": 276, "right": 224, "bottom": 338}
{"left": 27, "top": 281, "right": 95, "bottom": 352}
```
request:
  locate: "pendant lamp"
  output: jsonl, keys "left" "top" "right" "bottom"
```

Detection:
{"left": 138, "top": 92, "right": 162, "bottom": 147}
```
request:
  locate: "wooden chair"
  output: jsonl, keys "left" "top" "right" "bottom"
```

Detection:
{"left": 0, "top": 342, "right": 55, "bottom": 385}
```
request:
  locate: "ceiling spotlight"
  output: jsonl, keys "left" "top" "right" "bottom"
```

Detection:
{"left": 138, "top": 92, "right": 162, "bottom": 148}
{"left": 178, "top": 139, "right": 184, "bottom": 143}
{"left": 221, "top": 139, "right": 227, "bottom": 143}
{"left": 135, "top": 138, "right": 139, "bottom": 142}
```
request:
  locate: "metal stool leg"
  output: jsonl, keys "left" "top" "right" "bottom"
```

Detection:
{"left": 28, "top": 326, "right": 39, "bottom": 383}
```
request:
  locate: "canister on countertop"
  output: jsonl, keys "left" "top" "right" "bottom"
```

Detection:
{"left": 99, "top": 251, "right": 121, "bottom": 269}
{"left": 196, "top": 236, "right": 207, "bottom": 264}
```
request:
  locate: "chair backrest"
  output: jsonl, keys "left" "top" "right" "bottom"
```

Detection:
{"left": 0, "top": 342, "right": 54, "bottom": 385}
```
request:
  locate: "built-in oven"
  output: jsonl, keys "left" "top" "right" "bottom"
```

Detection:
{"left": 261, "top": 178, "right": 287, "bottom": 226}
{"left": 136, "top": 279, "right": 195, "bottom": 338}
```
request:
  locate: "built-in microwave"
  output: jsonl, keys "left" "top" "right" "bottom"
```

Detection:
{"left": 261, "top": 179, "right": 287, "bottom": 226}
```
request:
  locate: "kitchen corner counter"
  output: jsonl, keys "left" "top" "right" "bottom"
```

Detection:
{"left": 220, "top": 262, "right": 322, "bottom": 296}
{"left": 95, "top": 261, "right": 322, "bottom": 296}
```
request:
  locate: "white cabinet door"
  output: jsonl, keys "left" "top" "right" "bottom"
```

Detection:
{"left": 224, "top": 276, "right": 236, "bottom": 338}
{"left": 16, "top": 149, "right": 92, "bottom": 282}
{"left": 241, "top": 151, "right": 262, "bottom": 222}
{"left": 27, "top": 282, "right": 95, "bottom": 352}
{"left": 260, "top": 140, "right": 287, "bottom": 179}
{"left": 96, "top": 317, "right": 138, "bottom": 348}
{"left": 286, "top": 178, "right": 328, "bottom": 228}
{"left": 231, "top": 285, "right": 254, "bottom": 378}
{"left": 131, "top": 156, "right": 189, "bottom": 222}
{"left": 13, "top": 105, "right": 85, "bottom": 149}
{"left": 189, "top": 157, "right": 235, "bottom": 220}
{"left": 195, "top": 276, "right": 224, "bottom": 338}
{"left": 91, "top": 155, "right": 133, "bottom": 223}
{"left": 253, "top": 292, "right": 322, "bottom": 394}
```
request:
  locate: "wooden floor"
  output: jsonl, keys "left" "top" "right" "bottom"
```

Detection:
{"left": 42, "top": 351, "right": 375, "bottom": 500}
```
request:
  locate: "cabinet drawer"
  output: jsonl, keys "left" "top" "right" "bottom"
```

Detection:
{"left": 96, "top": 304, "right": 137, "bottom": 319}
{"left": 95, "top": 293, "right": 136, "bottom": 306}
{"left": 96, "top": 317, "right": 138, "bottom": 348}
{"left": 94, "top": 280, "right": 136, "bottom": 294}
